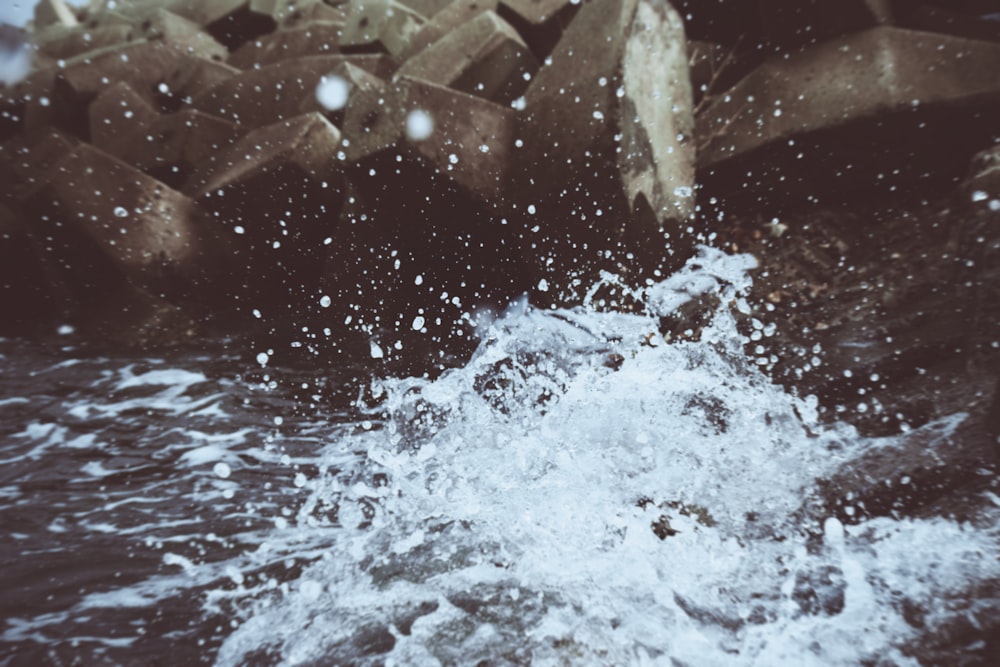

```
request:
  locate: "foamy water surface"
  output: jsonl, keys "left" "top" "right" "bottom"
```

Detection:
{"left": 1, "top": 249, "right": 997, "bottom": 666}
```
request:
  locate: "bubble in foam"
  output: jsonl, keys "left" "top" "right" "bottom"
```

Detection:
{"left": 405, "top": 109, "right": 434, "bottom": 141}
{"left": 315, "top": 74, "right": 351, "bottom": 111}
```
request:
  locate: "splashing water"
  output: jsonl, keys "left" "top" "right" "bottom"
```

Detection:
{"left": 205, "top": 248, "right": 998, "bottom": 666}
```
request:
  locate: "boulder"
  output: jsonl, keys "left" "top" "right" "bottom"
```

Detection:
{"left": 496, "top": 0, "right": 580, "bottom": 58}
{"left": 228, "top": 21, "right": 345, "bottom": 68}
{"left": 339, "top": 0, "right": 425, "bottom": 56}
{"left": 33, "top": 23, "right": 137, "bottom": 60}
{"left": 697, "top": 27, "right": 1000, "bottom": 204}
{"left": 756, "top": 0, "right": 893, "bottom": 50}
{"left": 190, "top": 54, "right": 392, "bottom": 128}
{"left": 24, "top": 143, "right": 214, "bottom": 299}
{"left": 516, "top": 0, "right": 695, "bottom": 299}
{"left": 398, "top": 0, "right": 499, "bottom": 60}
{"left": 88, "top": 81, "right": 158, "bottom": 155}
{"left": 186, "top": 112, "right": 345, "bottom": 315}
{"left": 159, "top": 55, "right": 241, "bottom": 108}
{"left": 34, "top": 0, "right": 80, "bottom": 29}
{"left": 396, "top": 10, "right": 538, "bottom": 105}
{"left": 340, "top": 75, "right": 515, "bottom": 203}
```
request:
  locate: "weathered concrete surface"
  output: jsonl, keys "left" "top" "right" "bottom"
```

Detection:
{"left": 228, "top": 20, "right": 345, "bottom": 68}
{"left": 191, "top": 54, "right": 392, "bottom": 129}
{"left": 496, "top": 0, "right": 580, "bottom": 58}
{"left": 396, "top": 10, "right": 537, "bottom": 105}
{"left": 397, "top": 0, "right": 498, "bottom": 59}
{"left": 160, "top": 55, "right": 241, "bottom": 108}
{"left": 33, "top": 23, "right": 136, "bottom": 60}
{"left": 696, "top": 27, "right": 1000, "bottom": 203}
{"left": 88, "top": 81, "right": 158, "bottom": 155}
{"left": 516, "top": 0, "right": 695, "bottom": 299}
{"left": 186, "top": 113, "right": 345, "bottom": 315}
{"left": 34, "top": 0, "right": 80, "bottom": 28}
{"left": 340, "top": 0, "right": 425, "bottom": 56}
{"left": 0, "top": 129, "right": 80, "bottom": 203}
{"left": 29, "top": 144, "right": 213, "bottom": 292}
{"left": 756, "top": 0, "right": 893, "bottom": 50}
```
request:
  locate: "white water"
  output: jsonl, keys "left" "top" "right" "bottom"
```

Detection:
{"left": 201, "top": 248, "right": 998, "bottom": 666}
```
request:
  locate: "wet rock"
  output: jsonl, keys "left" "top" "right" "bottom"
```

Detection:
{"left": 339, "top": 0, "right": 426, "bottom": 56}
{"left": 34, "top": 0, "right": 80, "bottom": 29}
{"left": 756, "top": 0, "right": 893, "bottom": 50}
{"left": 792, "top": 564, "right": 846, "bottom": 616}
{"left": 228, "top": 20, "right": 345, "bottom": 68}
{"left": 24, "top": 143, "right": 215, "bottom": 300}
{"left": 186, "top": 112, "right": 344, "bottom": 319}
{"left": 190, "top": 54, "right": 392, "bottom": 129}
{"left": 87, "top": 81, "right": 158, "bottom": 155}
{"left": 396, "top": 10, "right": 538, "bottom": 105}
{"left": 398, "top": 0, "right": 499, "bottom": 60}
{"left": 696, "top": 27, "right": 1000, "bottom": 205}
{"left": 33, "top": 23, "right": 137, "bottom": 60}
{"left": 516, "top": 0, "right": 695, "bottom": 300}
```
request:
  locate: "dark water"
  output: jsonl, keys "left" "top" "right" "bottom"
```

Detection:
{"left": 1, "top": 250, "right": 998, "bottom": 666}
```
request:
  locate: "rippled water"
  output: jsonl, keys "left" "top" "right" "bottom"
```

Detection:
{"left": 2, "top": 249, "right": 997, "bottom": 666}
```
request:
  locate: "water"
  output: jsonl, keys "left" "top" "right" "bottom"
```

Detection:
{"left": 1, "top": 248, "right": 997, "bottom": 666}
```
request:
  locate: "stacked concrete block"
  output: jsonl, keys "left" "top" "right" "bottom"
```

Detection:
{"left": 395, "top": 10, "right": 537, "bottom": 105}
{"left": 228, "top": 21, "right": 345, "bottom": 68}
{"left": 339, "top": 0, "right": 426, "bottom": 56}
{"left": 516, "top": 0, "right": 695, "bottom": 298}
{"left": 696, "top": 26, "right": 1000, "bottom": 202}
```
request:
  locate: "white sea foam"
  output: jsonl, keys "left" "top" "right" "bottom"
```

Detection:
{"left": 214, "top": 248, "right": 1000, "bottom": 665}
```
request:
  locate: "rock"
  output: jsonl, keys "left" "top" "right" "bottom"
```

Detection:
{"left": 396, "top": 10, "right": 538, "bottom": 105}
{"left": 24, "top": 143, "right": 215, "bottom": 300}
{"left": 340, "top": 75, "right": 515, "bottom": 203}
{"left": 33, "top": 23, "right": 137, "bottom": 60}
{"left": 34, "top": 0, "right": 80, "bottom": 28}
{"left": 88, "top": 81, "right": 158, "bottom": 155}
{"left": 304, "top": 59, "right": 386, "bottom": 130}
{"left": 190, "top": 54, "right": 392, "bottom": 129}
{"left": 186, "top": 112, "right": 345, "bottom": 316}
{"left": 107, "top": 109, "right": 242, "bottom": 189}
{"left": 0, "top": 202, "right": 58, "bottom": 335}
{"left": 896, "top": 4, "right": 1000, "bottom": 43}
{"left": 159, "top": 0, "right": 249, "bottom": 28}
{"left": 516, "top": 0, "right": 695, "bottom": 300}
{"left": 398, "top": 0, "right": 499, "bottom": 60}
{"left": 228, "top": 20, "right": 345, "bottom": 68}
{"left": 756, "top": 0, "right": 893, "bottom": 50}
{"left": 339, "top": 0, "right": 425, "bottom": 56}
{"left": 496, "top": 0, "right": 580, "bottom": 58}
{"left": 0, "top": 128, "right": 80, "bottom": 203}
{"left": 160, "top": 55, "right": 241, "bottom": 108}
{"left": 282, "top": 0, "right": 347, "bottom": 29}
{"left": 696, "top": 27, "right": 1000, "bottom": 205}
{"left": 137, "top": 8, "right": 230, "bottom": 61}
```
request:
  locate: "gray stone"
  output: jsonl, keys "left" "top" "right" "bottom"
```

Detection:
{"left": 398, "top": 0, "right": 499, "bottom": 60}
{"left": 88, "top": 81, "right": 158, "bottom": 154}
{"left": 191, "top": 54, "right": 392, "bottom": 129}
{"left": 517, "top": 0, "right": 695, "bottom": 297}
{"left": 34, "top": 0, "right": 80, "bottom": 28}
{"left": 340, "top": 0, "right": 425, "bottom": 56}
{"left": 396, "top": 10, "right": 537, "bottom": 105}
{"left": 25, "top": 143, "right": 213, "bottom": 296}
{"left": 228, "top": 21, "right": 345, "bottom": 68}
{"left": 696, "top": 27, "right": 1000, "bottom": 198}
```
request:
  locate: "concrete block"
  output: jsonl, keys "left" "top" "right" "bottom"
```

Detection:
{"left": 24, "top": 143, "right": 212, "bottom": 297}
{"left": 397, "top": 0, "right": 452, "bottom": 19}
{"left": 281, "top": 1, "right": 347, "bottom": 29}
{"left": 160, "top": 0, "right": 249, "bottom": 28}
{"left": 88, "top": 81, "right": 158, "bottom": 154}
{"left": 34, "top": 0, "right": 80, "bottom": 29}
{"left": 898, "top": 5, "right": 1000, "bottom": 42}
{"left": 303, "top": 60, "right": 387, "bottom": 128}
{"left": 228, "top": 21, "right": 345, "bottom": 69}
{"left": 161, "top": 55, "right": 241, "bottom": 106}
{"left": 34, "top": 23, "right": 137, "bottom": 60}
{"left": 517, "top": 0, "right": 695, "bottom": 296}
{"left": 139, "top": 8, "right": 230, "bottom": 62}
{"left": 497, "top": 0, "right": 580, "bottom": 58}
{"left": 186, "top": 112, "right": 345, "bottom": 313}
{"left": 337, "top": 74, "right": 515, "bottom": 202}
{"left": 757, "top": 0, "right": 893, "bottom": 50}
{"left": 696, "top": 27, "right": 1000, "bottom": 197}
{"left": 0, "top": 129, "right": 80, "bottom": 204}
{"left": 191, "top": 54, "right": 392, "bottom": 128}
{"left": 398, "top": 0, "right": 498, "bottom": 60}
{"left": 396, "top": 10, "right": 537, "bottom": 105}
{"left": 340, "top": 0, "right": 425, "bottom": 56}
